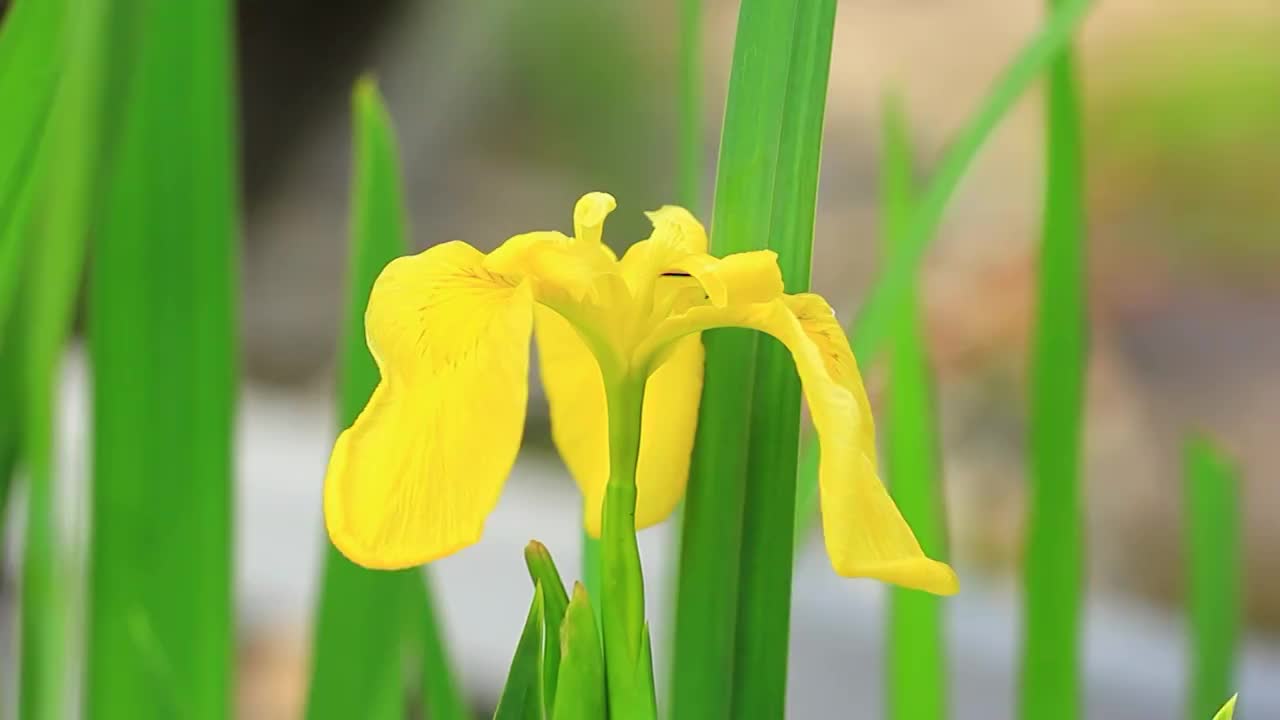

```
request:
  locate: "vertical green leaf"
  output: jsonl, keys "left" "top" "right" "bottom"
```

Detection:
{"left": 494, "top": 585, "right": 546, "bottom": 720}
{"left": 0, "top": 0, "right": 74, "bottom": 563}
{"left": 1020, "top": 3, "right": 1087, "bottom": 717}
{"left": 17, "top": 0, "right": 134, "bottom": 716}
{"left": 307, "top": 78, "right": 466, "bottom": 720}
{"left": 677, "top": 0, "right": 703, "bottom": 213}
{"left": 0, "top": 0, "right": 68, "bottom": 337}
{"left": 409, "top": 575, "right": 471, "bottom": 720}
{"left": 880, "top": 96, "right": 948, "bottom": 720}
{"left": 86, "top": 0, "right": 238, "bottom": 716}
{"left": 731, "top": 0, "right": 837, "bottom": 715}
{"left": 795, "top": 0, "right": 1094, "bottom": 541}
{"left": 671, "top": 0, "right": 798, "bottom": 716}
{"left": 1184, "top": 438, "right": 1240, "bottom": 720}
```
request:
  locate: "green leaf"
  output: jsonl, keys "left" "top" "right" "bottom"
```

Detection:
{"left": 552, "top": 584, "right": 605, "bottom": 720}
{"left": 677, "top": 0, "right": 703, "bottom": 213}
{"left": 494, "top": 584, "right": 546, "bottom": 720}
{"left": 795, "top": 0, "right": 1095, "bottom": 541}
{"left": 880, "top": 95, "right": 949, "bottom": 720}
{"left": 525, "top": 541, "right": 571, "bottom": 715}
{"left": 731, "top": 0, "right": 837, "bottom": 715}
{"left": 86, "top": 0, "right": 238, "bottom": 716}
{"left": 671, "top": 0, "right": 800, "bottom": 716}
{"left": 1184, "top": 438, "right": 1240, "bottom": 720}
{"left": 18, "top": 0, "right": 137, "bottom": 716}
{"left": 307, "top": 78, "right": 466, "bottom": 720}
{"left": 1211, "top": 694, "right": 1239, "bottom": 720}
{"left": 408, "top": 574, "right": 471, "bottom": 720}
{"left": 1020, "top": 3, "right": 1087, "bottom": 717}
{"left": 0, "top": 0, "right": 68, "bottom": 340}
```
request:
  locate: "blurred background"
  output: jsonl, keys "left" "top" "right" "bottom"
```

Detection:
{"left": 2, "top": 0, "right": 1279, "bottom": 717}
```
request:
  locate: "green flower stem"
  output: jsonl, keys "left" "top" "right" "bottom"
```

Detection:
{"left": 601, "top": 378, "right": 655, "bottom": 719}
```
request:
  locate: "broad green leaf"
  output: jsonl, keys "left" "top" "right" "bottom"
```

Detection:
{"left": 880, "top": 96, "right": 949, "bottom": 720}
{"left": 552, "top": 584, "right": 605, "bottom": 720}
{"left": 731, "top": 0, "right": 838, "bottom": 715}
{"left": 671, "top": 0, "right": 799, "bottom": 716}
{"left": 86, "top": 0, "right": 238, "bottom": 716}
{"left": 1184, "top": 438, "right": 1240, "bottom": 720}
{"left": 1020, "top": 2, "right": 1087, "bottom": 717}
{"left": 494, "top": 584, "right": 546, "bottom": 720}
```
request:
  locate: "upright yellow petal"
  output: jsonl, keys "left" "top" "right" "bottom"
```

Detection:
{"left": 574, "top": 192, "right": 617, "bottom": 247}
{"left": 324, "top": 241, "right": 534, "bottom": 568}
{"left": 646, "top": 293, "right": 958, "bottom": 595}
{"left": 535, "top": 307, "right": 703, "bottom": 537}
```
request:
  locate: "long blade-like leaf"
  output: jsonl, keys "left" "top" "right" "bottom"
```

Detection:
{"left": 677, "top": 0, "right": 703, "bottom": 213}
{"left": 1184, "top": 438, "right": 1240, "bottom": 720}
{"left": 1020, "top": 2, "right": 1087, "bottom": 717}
{"left": 731, "top": 0, "right": 837, "bottom": 715}
{"left": 306, "top": 78, "right": 467, "bottom": 720}
{"left": 87, "top": 0, "right": 238, "bottom": 716}
{"left": 671, "top": 0, "right": 799, "bottom": 716}
{"left": 796, "top": 0, "right": 1094, "bottom": 536}
{"left": 0, "top": 0, "right": 68, "bottom": 340}
{"left": 494, "top": 585, "right": 546, "bottom": 720}
{"left": 18, "top": 0, "right": 133, "bottom": 715}
{"left": 881, "top": 96, "right": 949, "bottom": 720}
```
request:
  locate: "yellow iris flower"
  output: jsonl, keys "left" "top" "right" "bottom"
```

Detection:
{"left": 324, "top": 191, "right": 958, "bottom": 596}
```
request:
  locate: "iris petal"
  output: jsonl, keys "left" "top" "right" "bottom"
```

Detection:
{"left": 645, "top": 294, "right": 958, "bottom": 595}
{"left": 324, "top": 241, "right": 534, "bottom": 568}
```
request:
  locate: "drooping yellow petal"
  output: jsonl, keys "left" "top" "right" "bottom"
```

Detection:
{"left": 645, "top": 293, "right": 958, "bottom": 595}
{"left": 324, "top": 241, "right": 534, "bottom": 568}
{"left": 535, "top": 306, "right": 703, "bottom": 537}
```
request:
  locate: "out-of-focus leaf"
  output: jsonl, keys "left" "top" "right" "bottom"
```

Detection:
{"left": 86, "top": 0, "right": 238, "bottom": 716}
{"left": 494, "top": 584, "right": 546, "bottom": 720}
{"left": 1185, "top": 438, "right": 1240, "bottom": 720}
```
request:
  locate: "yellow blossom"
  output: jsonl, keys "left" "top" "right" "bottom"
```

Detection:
{"left": 323, "top": 191, "right": 958, "bottom": 595}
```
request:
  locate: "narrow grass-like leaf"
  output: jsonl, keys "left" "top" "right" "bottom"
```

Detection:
{"left": 18, "top": 0, "right": 129, "bottom": 715}
{"left": 795, "top": 0, "right": 1094, "bottom": 535}
{"left": 494, "top": 585, "right": 546, "bottom": 720}
{"left": 671, "top": 0, "right": 799, "bottom": 716}
{"left": 677, "top": 0, "right": 703, "bottom": 212}
{"left": 552, "top": 584, "right": 605, "bottom": 720}
{"left": 730, "top": 0, "right": 836, "bottom": 715}
{"left": 307, "top": 78, "right": 466, "bottom": 720}
{"left": 526, "top": 541, "right": 571, "bottom": 715}
{"left": 87, "top": 0, "right": 238, "bottom": 716}
{"left": 1184, "top": 438, "right": 1240, "bottom": 720}
{"left": 880, "top": 96, "right": 949, "bottom": 720}
{"left": 407, "top": 575, "right": 470, "bottom": 720}
{"left": 0, "top": 0, "right": 70, "bottom": 553}
{"left": 0, "top": 0, "right": 67, "bottom": 338}
{"left": 1020, "top": 6, "right": 1087, "bottom": 718}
